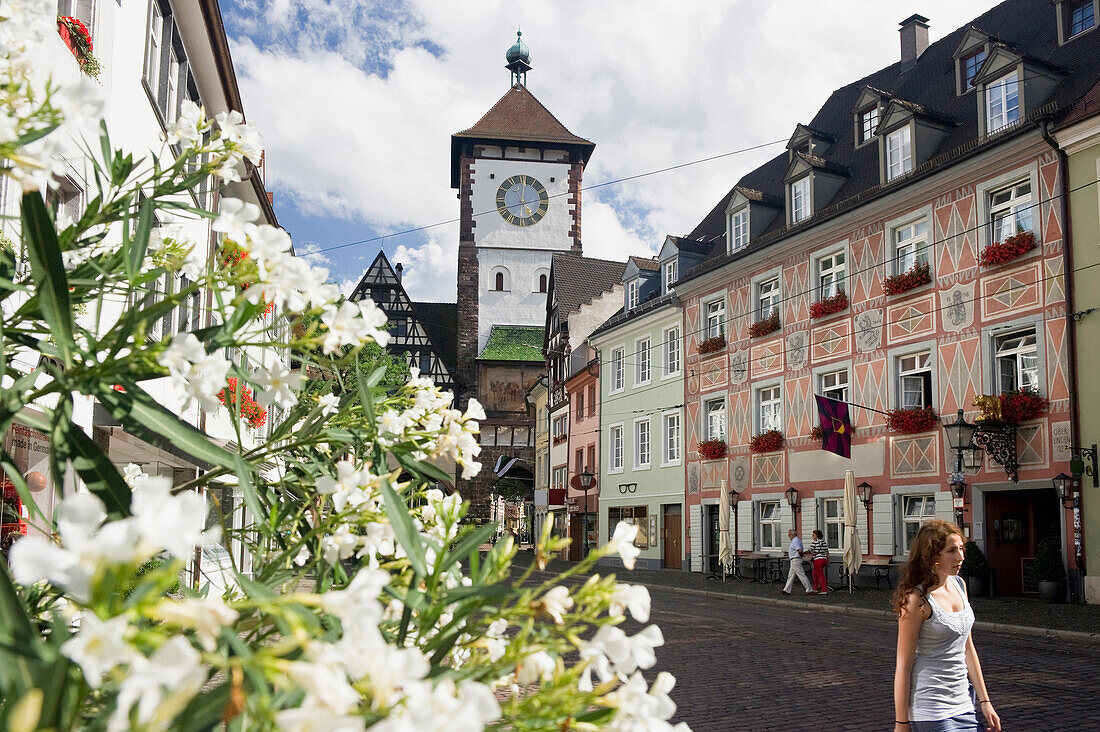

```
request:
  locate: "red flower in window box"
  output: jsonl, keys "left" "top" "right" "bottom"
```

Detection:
{"left": 698, "top": 335, "right": 725, "bottom": 355}
{"left": 57, "top": 16, "right": 101, "bottom": 79}
{"left": 979, "top": 231, "right": 1037, "bottom": 267}
{"left": 750, "top": 429, "right": 784, "bottom": 453}
{"left": 999, "top": 388, "right": 1048, "bottom": 424}
{"left": 218, "top": 377, "right": 268, "bottom": 429}
{"left": 552, "top": 434, "right": 568, "bottom": 445}
{"left": 697, "top": 439, "right": 727, "bottom": 460}
{"left": 886, "top": 406, "right": 938, "bottom": 434}
{"left": 809, "top": 291, "right": 848, "bottom": 319}
{"left": 748, "top": 311, "right": 780, "bottom": 338}
{"left": 883, "top": 261, "right": 931, "bottom": 296}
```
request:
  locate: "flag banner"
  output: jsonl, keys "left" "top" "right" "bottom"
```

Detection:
{"left": 815, "top": 395, "right": 853, "bottom": 459}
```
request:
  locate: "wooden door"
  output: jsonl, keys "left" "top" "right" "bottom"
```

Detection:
{"left": 663, "top": 504, "right": 682, "bottom": 569}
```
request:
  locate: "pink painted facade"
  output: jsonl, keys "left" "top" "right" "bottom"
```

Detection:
{"left": 564, "top": 357, "right": 600, "bottom": 560}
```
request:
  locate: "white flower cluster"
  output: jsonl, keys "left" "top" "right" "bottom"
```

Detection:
{"left": 604, "top": 672, "right": 689, "bottom": 732}
{"left": 156, "top": 332, "right": 232, "bottom": 412}
{"left": 9, "top": 478, "right": 212, "bottom": 602}
{"left": 165, "top": 100, "right": 263, "bottom": 186}
{"left": 274, "top": 570, "right": 500, "bottom": 732}
{"left": 376, "top": 370, "right": 484, "bottom": 479}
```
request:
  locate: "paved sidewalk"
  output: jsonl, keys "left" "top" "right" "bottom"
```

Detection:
{"left": 520, "top": 554, "right": 1100, "bottom": 639}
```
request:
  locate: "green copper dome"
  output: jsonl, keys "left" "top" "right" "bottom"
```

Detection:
{"left": 506, "top": 31, "right": 530, "bottom": 65}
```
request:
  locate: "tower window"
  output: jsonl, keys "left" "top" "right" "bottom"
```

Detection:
{"left": 539, "top": 273, "right": 547, "bottom": 293}
{"left": 495, "top": 272, "right": 505, "bottom": 291}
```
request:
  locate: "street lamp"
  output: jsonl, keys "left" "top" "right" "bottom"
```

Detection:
{"left": 785, "top": 486, "right": 800, "bottom": 512}
{"left": 579, "top": 468, "right": 595, "bottom": 555}
{"left": 943, "top": 410, "right": 982, "bottom": 526}
{"left": 1052, "top": 472, "right": 1075, "bottom": 509}
{"left": 857, "top": 481, "right": 873, "bottom": 508}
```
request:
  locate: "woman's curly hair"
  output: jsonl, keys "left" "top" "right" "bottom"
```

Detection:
{"left": 891, "top": 519, "right": 964, "bottom": 616}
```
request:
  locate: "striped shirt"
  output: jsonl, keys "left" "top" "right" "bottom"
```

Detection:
{"left": 808, "top": 538, "right": 830, "bottom": 559}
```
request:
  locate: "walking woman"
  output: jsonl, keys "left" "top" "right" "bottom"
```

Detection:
{"left": 893, "top": 520, "right": 1001, "bottom": 732}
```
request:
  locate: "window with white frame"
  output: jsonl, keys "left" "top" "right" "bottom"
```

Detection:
{"left": 886, "top": 127, "right": 912, "bottom": 180}
{"left": 759, "top": 502, "right": 782, "bottom": 550}
{"left": 704, "top": 397, "right": 726, "bottom": 441}
{"left": 757, "top": 277, "right": 780, "bottom": 320}
{"left": 664, "top": 326, "right": 681, "bottom": 376}
{"left": 730, "top": 209, "right": 749, "bottom": 250}
{"left": 989, "top": 180, "right": 1033, "bottom": 244}
{"left": 894, "top": 219, "right": 929, "bottom": 274}
{"left": 143, "top": 1, "right": 164, "bottom": 99}
{"left": 818, "top": 251, "right": 846, "bottom": 299}
{"left": 995, "top": 329, "right": 1039, "bottom": 393}
{"left": 575, "top": 391, "right": 585, "bottom": 420}
{"left": 1068, "top": 0, "right": 1096, "bottom": 37}
{"left": 898, "top": 352, "right": 933, "bottom": 409}
{"left": 859, "top": 106, "right": 879, "bottom": 144}
{"left": 610, "top": 348, "right": 625, "bottom": 392}
{"left": 636, "top": 338, "right": 651, "bottom": 384}
{"left": 664, "top": 260, "right": 677, "bottom": 290}
{"left": 663, "top": 412, "right": 681, "bottom": 464}
{"left": 609, "top": 425, "right": 623, "bottom": 471}
{"left": 634, "top": 419, "right": 650, "bottom": 468}
{"left": 986, "top": 71, "right": 1020, "bottom": 132}
{"left": 627, "top": 280, "right": 639, "bottom": 310}
{"left": 791, "top": 177, "right": 811, "bottom": 223}
{"left": 822, "top": 497, "right": 843, "bottom": 550}
{"left": 553, "top": 466, "right": 567, "bottom": 492}
{"left": 552, "top": 415, "right": 568, "bottom": 440}
{"left": 902, "top": 495, "right": 936, "bottom": 552}
{"left": 757, "top": 386, "right": 782, "bottom": 432}
{"left": 58, "top": 1, "right": 94, "bottom": 24}
{"left": 961, "top": 48, "right": 987, "bottom": 89}
{"left": 705, "top": 299, "right": 726, "bottom": 340}
{"left": 818, "top": 369, "right": 849, "bottom": 402}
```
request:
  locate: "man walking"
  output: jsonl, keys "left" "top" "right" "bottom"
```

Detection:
{"left": 782, "top": 528, "right": 814, "bottom": 595}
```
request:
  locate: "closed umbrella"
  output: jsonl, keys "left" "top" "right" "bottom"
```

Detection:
{"left": 718, "top": 479, "right": 733, "bottom": 580}
{"left": 842, "top": 469, "right": 863, "bottom": 594}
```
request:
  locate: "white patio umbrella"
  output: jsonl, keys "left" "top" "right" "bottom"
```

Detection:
{"left": 718, "top": 479, "right": 733, "bottom": 579}
{"left": 842, "top": 469, "right": 863, "bottom": 594}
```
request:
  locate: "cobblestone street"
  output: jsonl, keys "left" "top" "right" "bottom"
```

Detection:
{"left": 619, "top": 582, "right": 1100, "bottom": 731}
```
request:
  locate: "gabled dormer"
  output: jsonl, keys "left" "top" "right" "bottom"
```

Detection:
{"left": 852, "top": 86, "right": 891, "bottom": 147}
{"left": 783, "top": 154, "right": 848, "bottom": 226}
{"left": 622, "top": 256, "right": 660, "bottom": 310}
{"left": 724, "top": 187, "right": 782, "bottom": 253}
{"left": 1054, "top": 1, "right": 1098, "bottom": 45}
{"left": 876, "top": 98, "right": 954, "bottom": 184}
{"left": 952, "top": 27, "right": 991, "bottom": 95}
{"left": 972, "top": 44, "right": 1064, "bottom": 138}
{"left": 657, "top": 235, "right": 709, "bottom": 294}
{"left": 786, "top": 124, "right": 834, "bottom": 161}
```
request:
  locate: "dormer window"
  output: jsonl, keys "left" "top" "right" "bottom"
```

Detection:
{"left": 986, "top": 71, "right": 1019, "bottom": 132}
{"left": 664, "top": 260, "right": 677, "bottom": 291}
{"left": 730, "top": 209, "right": 749, "bottom": 251}
{"left": 1058, "top": 0, "right": 1098, "bottom": 43}
{"left": 790, "top": 178, "right": 810, "bottom": 223}
{"left": 961, "top": 48, "right": 987, "bottom": 89}
{"left": 885, "top": 127, "right": 912, "bottom": 180}
{"left": 627, "top": 280, "right": 639, "bottom": 310}
{"left": 859, "top": 107, "right": 879, "bottom": 144}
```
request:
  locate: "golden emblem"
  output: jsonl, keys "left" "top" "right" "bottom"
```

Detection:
{"left": 973, "top": 394, "right": 1002, "bottom": 422}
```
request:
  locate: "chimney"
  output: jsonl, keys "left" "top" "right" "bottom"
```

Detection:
{"left": 899, "top": 14, "right": 930, "bottom": 65}
{"left": 395, "top": 262, "right": 403, "bottom": 282}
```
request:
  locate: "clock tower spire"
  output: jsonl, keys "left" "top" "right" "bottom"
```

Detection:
{"left": 505, "top": 30, "right": 531, "bottom": 87}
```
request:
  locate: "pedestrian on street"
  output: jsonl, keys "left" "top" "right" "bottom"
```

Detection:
{"left": 892, "top": 520, "right": 1001, "bottom": 732}
{"left": 808, "top": 529, "right": 830, "bottom": 594}
{"left": 781, "top": 528, "right": 813, "bottom": 596}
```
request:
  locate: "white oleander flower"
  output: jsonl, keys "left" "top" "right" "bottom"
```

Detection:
{"left": 214, "top": 109, "right": 264, "bottom": 164}
{"left": 604, "top": 672, "right": 687, "bottom": 732}
{"left": 151, "top": 595, "right": 238, "bottom": 651}
{"left": 212, "top": 198, "right": 260, "bottom": 245}
{"left": 534, "top": 585, "right": 574, "bottom": 625}
{"left": 484, "top": 619, "right": 509, "bottom": 662}
{"left": 255, "top": 363, "right": 302, "bottom": 408}
{"left": 515, "top": 650, "right": 556, "bottom": 685}
{"left": 608, "top": 521, "right": 642, "bottom": 570}
{"left": 61, "top": 613, "right": 139, "bottom": 688}
{"left": 157, "top": 333, "right": 207, "bottom": 376}
{"left": 166, "top": 100, "right": 205, "bottom": 148}
{"left": 131, "top": 476, "right": 213, "bottom": 560}
{"left": 274, "top": 709, "right": 365, "bottom": 732}
{"left": 319, "top": 393, "right": 340, "bottom": 417}
{"left": 107, "top": 637, "right": 207, "bottom": 732}
{"left": 609, "top": 582, "right": 652, "bottom": 623}
{"left": 285, "top": 661, "right": 359, "bottom": 715}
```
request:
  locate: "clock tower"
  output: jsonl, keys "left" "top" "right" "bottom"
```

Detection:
{"left": 452, "top": 33, "right": 594, "bottom": 518}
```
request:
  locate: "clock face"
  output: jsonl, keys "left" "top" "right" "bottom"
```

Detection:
{"left": 495, "top": 174, "right": 549, "bottom": 226}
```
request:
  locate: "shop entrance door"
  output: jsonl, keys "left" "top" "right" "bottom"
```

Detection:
{"left": 984, "top": 488, "right": 1061, "bottom": 595}
{"left": 663, "top": 504, "right": 682, "bottom": 569}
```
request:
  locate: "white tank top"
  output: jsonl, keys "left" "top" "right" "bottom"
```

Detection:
{"left": 910, "top": 575, "right": 975, "bottom": 721}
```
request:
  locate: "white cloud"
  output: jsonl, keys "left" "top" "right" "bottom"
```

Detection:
{"left": 295, "top": 240, "right": 333, "bottom": 268}
{"left": 229, "top": 0, "right": 1003, "bottom": 300}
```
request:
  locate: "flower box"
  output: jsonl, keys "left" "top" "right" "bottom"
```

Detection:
{"left": 809, "top": 291, "right": 848, "bottom": 319}
{"left": 979, "top": 231, "right": 1037, "bottom": 267}
{"left": 749, "top": 429, "right": 784, "bottom": 453}
{"left": 698, "top": 335, "right": 726, "bottom": 355}
{"left": 748, "top": 311, "right": 780, "bottom": 338}
{"left": 999, "top": 388, "right": 1048, "bottom": 424}
{"left": 552, "top": 434, "right": 568, "bottom": 446}
{"left": 697, "top": 439, "right": 727, "bottom": 460}
{"left": 57, "top": 16, "right": 101, "bottom": 79}
{"left": 886, "top": 406, "right": 938, "bottom": 434}
{"left": 883, "top": 261, "right": 931, "bottom": 296}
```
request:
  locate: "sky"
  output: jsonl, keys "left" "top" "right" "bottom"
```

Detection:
{"left": 220, "top": 0, "right": 1005, "bottom": 303}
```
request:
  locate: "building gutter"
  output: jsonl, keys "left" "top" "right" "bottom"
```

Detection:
{"left": 1040, "top": 117, "right": 1085, "bottom": 579}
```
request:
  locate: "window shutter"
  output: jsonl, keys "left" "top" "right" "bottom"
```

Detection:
{"left": 872, "top": 493, "right": 894, "bottom": 556}
{"left": 689, "top": 504, "right": 703, "bottom": 572}
{"left": 934, "top": 491, "right": 955, "bottom": 524}
{"left": 736, "top": 502, "right": 753, "bottom": 552}
{"left": 856, "top": 499, "right": 869, "bottom": 554}
{"left": 802, "top": 498, "right": 818, "bottom": 541}
{"left": 780, "top": 501, "right": 793, "bottom": 541}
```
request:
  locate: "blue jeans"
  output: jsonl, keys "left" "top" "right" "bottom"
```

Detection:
{"left": 910, "top": 710, "right": 983, "bottom": 732}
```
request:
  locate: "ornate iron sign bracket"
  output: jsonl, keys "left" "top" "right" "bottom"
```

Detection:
{"left": 974, "top": 420, "right": 1018, "bottom": 482}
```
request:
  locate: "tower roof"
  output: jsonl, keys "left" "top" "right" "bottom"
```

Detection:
{"left": 451, "top": 85, "right": 594, "bottom": 187}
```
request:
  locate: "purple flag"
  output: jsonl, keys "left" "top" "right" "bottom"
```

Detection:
{"left": 815, "top": 395, "right": 852, "bottom": 459}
